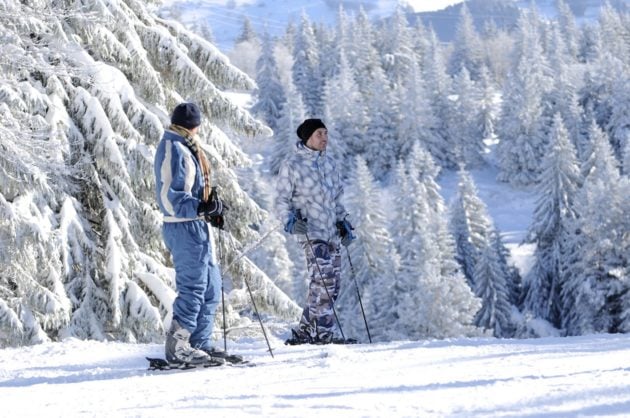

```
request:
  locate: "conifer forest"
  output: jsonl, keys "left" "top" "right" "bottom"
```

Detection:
{"left": 0, "top": 0, "right": 629, "bottom": 347}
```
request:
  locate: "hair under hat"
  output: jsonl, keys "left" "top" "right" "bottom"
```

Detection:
{"left": 297, "top": 118, "right": 326, "bottom": 143}
{"left": 171, "top": 102, "right": 202, "bottom": 130}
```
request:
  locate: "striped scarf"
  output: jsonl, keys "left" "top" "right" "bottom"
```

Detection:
{"left": 170, "top": 124, "right": 211, "bottom": 203}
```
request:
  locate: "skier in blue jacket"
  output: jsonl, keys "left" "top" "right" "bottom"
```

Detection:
{"left": 154, "top": 102, "right": 226, "bottom": 366}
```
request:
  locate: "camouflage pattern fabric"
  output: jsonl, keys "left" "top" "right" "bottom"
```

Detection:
{"left": 295, "top": 240, "right": 341, "bottom": 342}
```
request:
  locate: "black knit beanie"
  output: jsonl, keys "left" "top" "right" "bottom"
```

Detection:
{"left": 171, "top": 102, "right": 202, "bottom": 129}
{"left": 297, "top": 119, "right": 326, "bottom": 144}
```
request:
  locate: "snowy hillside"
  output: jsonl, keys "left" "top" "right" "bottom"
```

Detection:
{"left": 2, "top": 332, "right": 630, "bottom": 416}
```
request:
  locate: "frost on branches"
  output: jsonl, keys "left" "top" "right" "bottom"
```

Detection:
{"left": 0, "top": 0, "right": 297, "bottom": 348}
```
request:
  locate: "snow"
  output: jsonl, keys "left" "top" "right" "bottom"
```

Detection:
{"left": 0, "top": 161, "right": 622, "bottom": 415}
{"left": 3, "top": 332, "right": 630, "bottom": 416}
{"left": 3, "top": 1, "right": 627, "bottom": 415}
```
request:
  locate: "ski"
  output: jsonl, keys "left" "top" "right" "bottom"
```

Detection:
{"left": 146, "top": 354, "right": 254, "bottom": 371}
{"left": 146, "top": 357, "right": 224, "bottom": 371}
{"left": 284, "top": 337, "right": 359, "bottom": 346}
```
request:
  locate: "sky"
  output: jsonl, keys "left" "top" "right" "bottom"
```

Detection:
{"left": 404, "top": 0, "right": 462, "bottom": 12}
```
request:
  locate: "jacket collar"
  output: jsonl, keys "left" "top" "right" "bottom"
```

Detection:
{"left": 295, "top": 141, "right": 324, "bottom": 159}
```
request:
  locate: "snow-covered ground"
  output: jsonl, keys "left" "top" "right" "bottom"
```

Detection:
{"left": 3, "top": 331, "right": 630, "bottom": 416}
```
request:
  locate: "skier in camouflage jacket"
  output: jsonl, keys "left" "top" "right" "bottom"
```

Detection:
{"left": 276, "top": 118, "right": 355, "bottom": 344}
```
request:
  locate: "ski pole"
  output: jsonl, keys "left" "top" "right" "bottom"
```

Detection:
{"left": 224, "top": 221, "right": 283, "bottom": 271}
{"left": 210, "top": 187, "right": 228, "bottom": 353}
{"left": 216, "top": 226, "right": 228, "bottom": 353}
{"left": 297, "top": 210, "right": 345, "bottom": 341}
{"left": 217, "top": 225, "right": 275, "bottom": 358}
{"left": 345, "top": 248, "right": 372, "bottom": 343}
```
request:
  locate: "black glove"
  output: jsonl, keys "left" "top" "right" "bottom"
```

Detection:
{"left": 198, "top": 187, "right": 226, "bottom": 229}
{"left": 208, "top": 214, "right": 225, "bottom": 230}
{"left": 198, "top": 198, "right": 223, "bottom": 218}
{"left": 336, "top": 218, "right": 355, "bottom": 247}
{"left": 285, "top": 210, "right": 308, "bottom": 235}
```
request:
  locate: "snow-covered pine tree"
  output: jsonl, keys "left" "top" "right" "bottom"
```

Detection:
{"left": 322, "top": 48, "right": 367, "bottom": 167}
{"left": 555, "top": 0, "right": 580, "bottom": 60}
{"left": 236, "top": 16, "right": 258, "bottom": 44}
{"left": 472, "top": 238, "right": 515, "bottom": 337}
{"left": 476, "top": 65, "right": 500, "bottom": 155}
{"left": 422, "top": 29, "right": 458, "bottom": 168}
{"left": 606, "top": 75, "right": 630, "bottom": 163}
{"left": 336, "top": 155, "right": 399, "bottom": 342}
{"left": 387, "top": 143, "right": 481, "bottom": 340}
{"left": 0, "top": 0, "right": 299, "bottom": 347}
{"left": 449, "top": 168, "right": 495, "bottom": 287}
{"left": 597, "top": 2, "right": 630, "bottom": 66}
{"left": 543, "top": 24, "right": 584, "bottom": 153}
{"left": 347, "top": 6, "right": 381, "bottom": 97}
{"left": 292, "top": 13, "right": 323, "bottom": 117}
{"left": 561, "top": 120, "right": 627, "bottom": 335}
{"left": 448, "top": 3, "right": 485, "bottom": 80}
{"left": 362, "top": 65, "right": 399, "bottom": 180}
{"left": 449, "top": 68, "right": 486, "bottom": 168}
{"left": 267, "top": 80, "right": 306, "bottom": 176}
{"left": 315, "top": 20, "right": 339, "bottom": 84}
{"left": 496, "top": 10, "right": 552, "bottom": 186}
{"left": 227, "top": 17, "right": 261, "bottom": 78}
{"left": 376, "top": 6, "right": 415, "bottom": 89}
{"left": 490, "top": 228, "right": 523, "bottom": 307}
{"left": 250, "top": 32, "right": 286, "bottom": 134}
{"left": 396, "top": 59, "right": 440, "bottom": 162}
{"left": 522, "top": 113, "right": 581, "bottom": 328}
{"left": 383, "top": 159, "right": 434, "bottom": 340}
{"left": 333, "top": 4, "right": 353, "bottom": 74}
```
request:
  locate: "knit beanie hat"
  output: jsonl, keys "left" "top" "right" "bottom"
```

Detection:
{"left": 296, "top": 118, "right": 326, "bottom": 143}
{"left": 171, "top": 102, "right": 202, "bottom": 129}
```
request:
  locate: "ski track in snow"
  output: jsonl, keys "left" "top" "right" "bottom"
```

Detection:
{"left": 2, "top": 333, "right": 630, "bottom": 416}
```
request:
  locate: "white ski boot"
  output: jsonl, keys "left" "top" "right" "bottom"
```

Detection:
{"left": 165, "top": 320, "right": 212, "bottom": 366}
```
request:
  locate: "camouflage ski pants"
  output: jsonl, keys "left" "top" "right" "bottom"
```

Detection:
{"left": 296, "top": 240, "right": 341, "bottom": 341}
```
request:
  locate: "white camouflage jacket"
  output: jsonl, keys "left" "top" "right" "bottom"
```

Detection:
{"left": 276, "top": 141, "right": 347, "bottom": 243}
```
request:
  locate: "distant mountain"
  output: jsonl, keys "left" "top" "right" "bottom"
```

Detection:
{"left": 410, "top": 0, "right": 629, "bottom": 42}
{"left": 407, "top": 0, "right": 518, "bottom": 41}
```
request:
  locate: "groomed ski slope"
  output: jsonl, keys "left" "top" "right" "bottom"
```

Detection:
{"left": 2, "top": 331, "right": 630, "bottom": 417}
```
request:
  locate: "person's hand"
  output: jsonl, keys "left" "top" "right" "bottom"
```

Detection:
{"left": 285, "top": 210, "right": 308, "bottom": 235}
{"left": 198, "top": 187, "right": 226, "bottom": 228}
{"left": 198, "top": 198, "right": 224, "bottom": 218}
{"left": 208, "top": 214, "right": 225, "bottom": 230}
{"left": 336, "top": 218, "right": 355, "bottom": 247}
